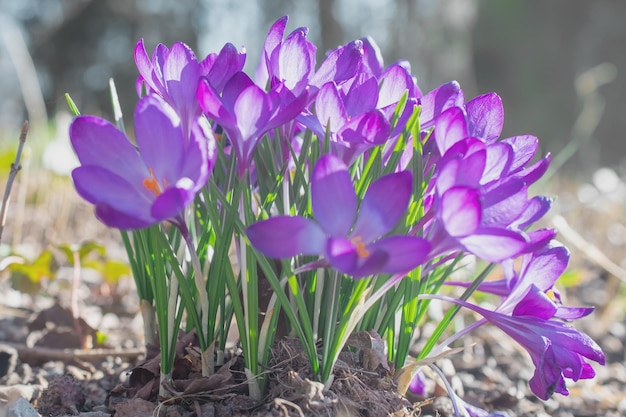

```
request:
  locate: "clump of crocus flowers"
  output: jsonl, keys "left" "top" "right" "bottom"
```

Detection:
{"left": 68, "top": 15, "right": 604, "bottom": 413}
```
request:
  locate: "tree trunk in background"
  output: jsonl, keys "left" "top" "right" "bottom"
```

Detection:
{"left": 317, "top": 0, "right": 344, "bottom": 55}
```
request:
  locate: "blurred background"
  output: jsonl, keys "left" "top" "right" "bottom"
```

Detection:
{"left": 0, "top": 0, "right": 624, "bottom": 176}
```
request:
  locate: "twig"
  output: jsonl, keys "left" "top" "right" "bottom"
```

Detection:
{"left": 1, "top": 341, "right": 145, "bottom": 363}
{"left": 0, "top": 121, "right": 29, "bottom": 243}
{"left": 551, "top": 214, "right": 626, "bottom": 284}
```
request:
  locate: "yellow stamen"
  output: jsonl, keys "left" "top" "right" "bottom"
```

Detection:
{"left": 143, "top": 167, "right": 163, "bottom": 196}
{"left": 351, "top": 236, "right": 370, "bottom": 259}
{"left": 546, "top": 289, "right": 558, "bottom": 302}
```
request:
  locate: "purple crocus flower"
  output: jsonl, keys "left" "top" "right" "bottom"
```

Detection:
{"left": 436, "top": 241, "right": 604, "bottom": 400}
{"left": 299, "top": 81, "right": 391, "bottom": 165}
{"left": 134, "top": 39, "right": 245, "bottom": 134}
{"left": 70, "top": 96, "right": 215, "bottom": 229}
{"left": 476, "top": 304, "right": 604, "bottom": 400}
{"left": 197, "top": 71, "right": 308, "bottom": 177}
{"left": 246, "top": 154, "right": 430, "bottom": 278}
{"left": 255, "top": 15, "right": 316, "bottom": 96}
{"left": 422, "top": 97, "right": 554, "bottom": 262}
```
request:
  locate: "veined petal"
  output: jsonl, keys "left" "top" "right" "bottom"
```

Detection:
{"left": 352, "top": 171, "right": 412, "bottom": 242}
{"left": 555, "top": 306, "right": 594, "bottom": 320}
{"left": 511, "top": 285, "right": 558, "bottom": 319}
{"left": 466, "top": 92, "right": 504, "bottom": 143}
{"left": 70, "top": 116, "right": 147, "bottom": 187}
{"left": 344, "top": 74, "right": 378, "bottom": 116}
{"left": 197, "top": 79, "right": 228, "bottom": 120}
{"left": 338, "top": 110, "right": 390, "bottom": 146}
{"left": 134, "top": 96, "right": 185, "bottom": 186}
{"left": 311, "top": 155, "right": 356, "bottom": 237}
{"left": 233, "top": 84, "right": 272, "bottom": 145}
{"left": 326, "top": 236, "right": 359, "bottom": 273}
{"left": 515, "top": 154, "right": 551, "bottom": 186}
{"left": 502, "top": 135, "right": 538, "bottom": 172}
{"left": 439, "top": 186, "right": 481, "bottom": 237}
{"left": 378, "top": 64, "right": 415, "bottom": 109}
{"left": 95, "top": 204, "right": 154, "bottom": 230}
{"left": 72, "top": 166, "right": 153, "bottom": 225}
{"left": 522, "top": 245, "right": 569, "bottom": 292}
{"left": 514, "top": 195, "right": 552, "bottom": 229}
{"left": 316, "top": 82, "right": 347, "bottom": 131}
{"left": 482, "top": 142, "right": 513, "bottom": 184}
{"left": 361, "top": 36, "right": 384, "bottom": 78}
{"left": 208, "top": 42, "right": 246, "bottom": 93}
{"left": 151, "top": 184, "right": 191, "bottom": 220}
{"left": 279, "top": 29, "right": 314, "bottom": 93}
{"left": 460, "top": 228, "right": 528, "bottom": 262}
{"left": 181, "top": 116, "right": 214, "bottom": 186}
{"left": 247, "top": 216, "right": 326, "bottom": 258}
{"left": 482, "top": 180, "right": 528, "bottom": 227}
{"left": 419, "top": 81, "right": 464, "bottom": 128}
{"left": 164, "top": 42, "right": 200, "bottom": 113}
{"left": 367, "top": 235, "right": 430, "bottom": 274}
{"left": 434, "top": 107, "right": 469, "bottom": 156}
{"left": 311, "top": 40, "right": 363, "bottom": 89}
{"left": 134, "top": 39, "right": 161, "bottom": 95}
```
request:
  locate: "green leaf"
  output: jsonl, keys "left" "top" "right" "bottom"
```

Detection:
{"left": 65, "top": 93, "right": 81, "bottom": 116}
{"left": 9, "top": 250, "right": 58, "bottom": 293}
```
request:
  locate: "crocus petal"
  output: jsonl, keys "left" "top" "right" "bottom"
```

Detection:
{"left": 482, "top": 143, "right": 513, "bottom": 184}
{"left": 163, "top": 42, "right": 200, "bottom": 113}
{"left": 262, "top": 16, "right": 288, "bottom": 76}
{"left": 439, "top": 187, "right": 481, "bottom": 237}
{"left": 502, "top": 135, "right": 538, "bottom": 172}
{"left": 465, "top": 93, "right": 504, "bottom": 143}
{"left": 181, "top": 116, "right": 214, "bottom": 186}
{"left": 351, "top": 171, "right": 412, "bottom": 242}
{"left": 247, "top": 216, "right": 327, "bottom": 258}
{"left": 419, "top": 81, "right": 464, "bottom": 128}
{"left": 134, "top": 39, "right": 161, "bottom": 95}
{"left": 208, "top": 42, "right": 246, "bottom": 93}
{"left": 460, "top": 228, "right": 528, "bottom": 263}
{"left": 338, "top": 110, "right": 390, "bottom": 145}
{"left": 367, "top": 235, "right": 430, "bottom": 274}
{"left": 524, "top": 228, "right": 557, "bottom": 254}
{"left": 70, "top": 116, "right": 147, "bottom": 187}
{"left": 311, "top": 40, "right": 363, "bottom": 89}
{"left": 325, "top": 236, "right": 359, "bottom": 273}
{"left": 515, "top": 154, "right": 551, "bottom": 186}
{"left": 511, "top": 285, "right": 558, "bottom": 319}
{"left": 279, "top": 28, "right": 314, "bottom": 93}
{"left": 95, "top": 204, "right": 154, "bottom": 230}
{"left": 72, "top": 166, "right": 153, "bottom": 226}
{"left": 522, "top": 245, "right": 569, "bottom": 292}
{"left": 360, "top": 36, "right": 384, "bottom": 78}
{"left": 434, "top": 107, "right": 469, "bottom": 156}
{"left": 151, "top": 184, "right": 191, "bottom": 220}
{"left": 378, "top": 64, "right": 415, "bottom": 109}
{"left": 528, "top": 342, "right": 567, "bottom": 400}
{"left": 482, "top": 180, "right": 527, "bottom": 227}
{"left": 555, "top": 306, "right": 594, "bottom": 320}
{"left": 233, "top": 85, "right": 271, "bottom": 147}
{"left": 514, "top": 196, "right": 552, "bottom": 229}
{"left": 197, "top": 79, "right": 228, "bottom": 120}
{"left": 343, "top": 74, "right": 379, "bottom": 116}
{"left": 134, "top": 96, "right": 185, "bottom": 186}
{"left": 311, "top": 155, "right": 356, "bottom": 236}
{"left": 316, "top": 82, "right": 347, "bottom": 130}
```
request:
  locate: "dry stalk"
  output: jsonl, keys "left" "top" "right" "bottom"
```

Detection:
{"left": 0, "top": 121, "right": 29, "bottom": 244}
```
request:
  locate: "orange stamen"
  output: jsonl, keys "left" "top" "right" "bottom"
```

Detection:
{"left": 143, "top": 167, "right": 163, "bottom": 196}
{"left": 351, "top": 236, "right": 370, "bottom": 259}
